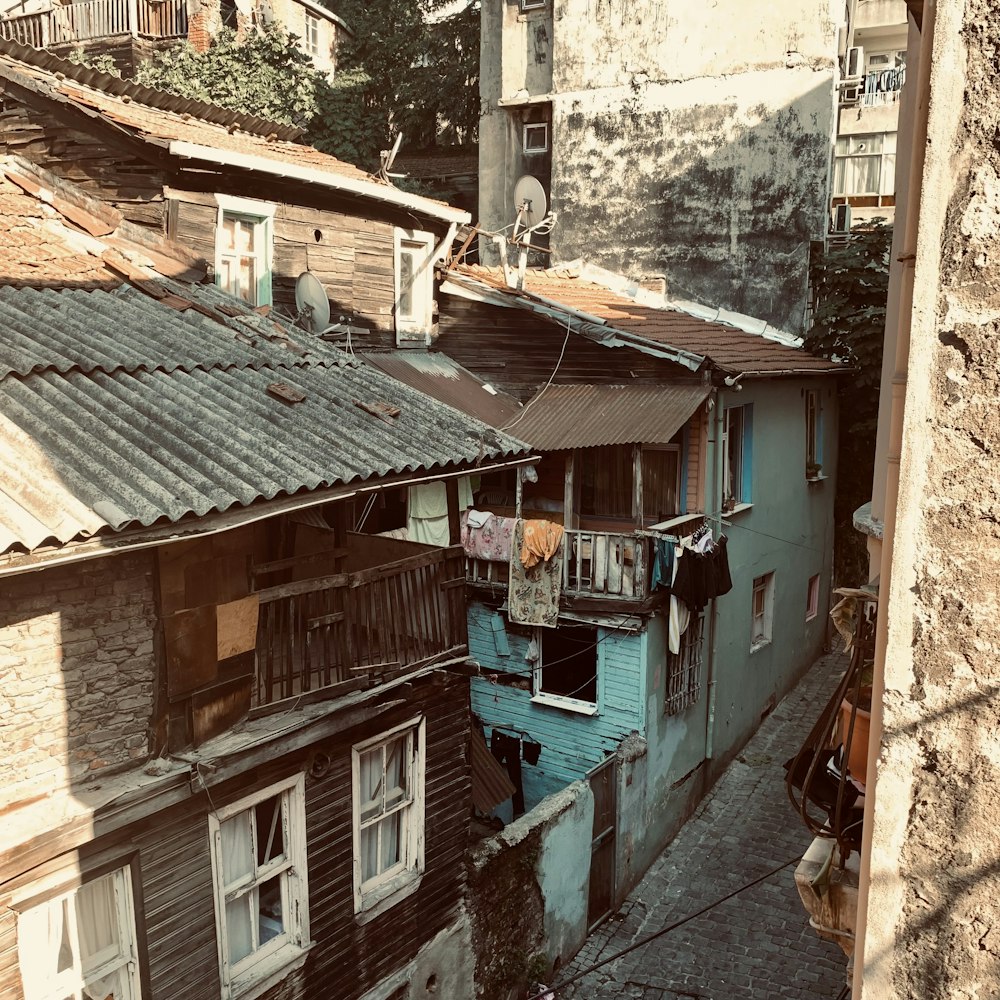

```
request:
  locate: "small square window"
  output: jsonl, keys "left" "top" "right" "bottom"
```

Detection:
{"left": 352, "top": 719, "right": 426, "bottom": 913}
{"left": 17, "top": 867, "right": 142, "bottom": 1000}
{"left": 532, "top": 624, "right": 598, "bottom": 711}
{"left": 751, "top": 572, "right": 774, "bottom": 650}
{"left": 806, "top": 574, "right": 820, "bottom": 621}
{"left": 523, "top": 122, "right": 549, "bottom": 154}
{"left": 520, "top": 0, "right": 546, "bottom": 10}
{"left": 209, "top": 775, "right": 310, "bottom": 998}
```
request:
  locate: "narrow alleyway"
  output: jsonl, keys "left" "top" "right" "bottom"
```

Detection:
{"left": 557, "top": 651, "right": 850, "bottom": 1000}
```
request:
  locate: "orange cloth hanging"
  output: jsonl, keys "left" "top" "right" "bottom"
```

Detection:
{"left": 520, "top": 519, "right": 565, "bottom": 569}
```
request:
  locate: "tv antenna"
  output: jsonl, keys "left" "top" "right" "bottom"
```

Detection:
{"left": 294, "top": 271, "right": 331, "bottom": 333}
{"left": 377, "top": 133, "right": 404, "bottom": 184}
{"left": 493, "top": 175, "right": 557, "bottom": 290}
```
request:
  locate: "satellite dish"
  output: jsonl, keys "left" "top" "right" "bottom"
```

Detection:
{"left": 294, "top": 271, "right": 330, "bottom": 333}
{"left": 513, "top": 174, "right": 548, "bottom": 230}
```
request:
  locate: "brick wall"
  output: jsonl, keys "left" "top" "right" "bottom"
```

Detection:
{"left": 0, "top": 551, "right": 158, "bottom": 808}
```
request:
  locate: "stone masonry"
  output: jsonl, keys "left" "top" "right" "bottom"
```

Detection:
{"left": 0, "top": 551, "right": 158, "bottom": 807}
{"left": 556, "top": 652, "right": 849, "bottom": 1000}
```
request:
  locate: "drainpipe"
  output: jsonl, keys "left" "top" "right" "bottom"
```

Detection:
{"left": 705, "top": 388, "right": 724, "bottom": 760}
{"left": 852, "top": 7, "right": 935, "bottom": 995}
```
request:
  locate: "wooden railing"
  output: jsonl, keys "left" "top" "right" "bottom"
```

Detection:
{"left": 0, "top": 0, "right": 187, "bottom": 46}
{"left": 254, "top": 546, "right": 467, "bottom": 706}
{"left": 467, "top": 528, "right": 674, "bottom": 601}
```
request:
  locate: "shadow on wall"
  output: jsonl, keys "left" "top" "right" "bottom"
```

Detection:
{"left": 549, "top": 76, "right": 836, "bottom": 334}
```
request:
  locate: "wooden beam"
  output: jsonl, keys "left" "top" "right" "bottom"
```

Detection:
{"left": 632, "top": 443, "right": 643, "bottom": 526}
{"left": 564, "top": 451, "right": 576, "bottom": 529}
{"left": 446, "top": 477, "right": 461, "bottom": 545}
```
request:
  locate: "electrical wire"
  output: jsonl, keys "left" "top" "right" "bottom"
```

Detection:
{"left": 503, "top": 311, "right": 573, "bottom": 433}
{"left": 525, "top": 854, "right": 802, "bottom": 1000}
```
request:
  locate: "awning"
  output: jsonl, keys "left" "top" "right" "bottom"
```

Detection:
{"left": 503, "top": 383, "right": 710, "bottom": 451}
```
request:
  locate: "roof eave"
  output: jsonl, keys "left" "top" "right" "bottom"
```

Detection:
{"left": 169, "top": 140, "right": 470, "bottom": 225}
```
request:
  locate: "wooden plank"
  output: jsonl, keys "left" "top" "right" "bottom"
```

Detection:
{"left": 164, "top": 605, "right": 217, "bottom": 699}
{"left": 307, "top": 611, "right": 345, "bottom": 629}
{"left": 256, "top": 572, "right": 349, "bottom": 603}
{"left": 252, "top": 548, "right": 347, "bottom": 578}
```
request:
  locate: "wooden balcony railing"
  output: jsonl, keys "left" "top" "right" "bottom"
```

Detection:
{"left": 254, "top": 545, "right": 467, "bottom": 706}
{"left": 467, "top": 528, "right": 674, "bottom": 602}
{"left": 0, "top": 0, "right": 187, "bottom": 47}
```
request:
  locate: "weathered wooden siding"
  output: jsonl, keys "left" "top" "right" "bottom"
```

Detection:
{"left": 438, "top": 296, "right": 699, "bottom": 402}
{"left": 685, "top": 403, "right": 706, "bottom": 513}
{"left": 0, "top": 675, "right": 471, "bottom": 1000}
{"left": 170, "top": 193, "right": 397, "bottom": 335}
{"left": 467, "top": 600, "right": 644, "bottom": 808}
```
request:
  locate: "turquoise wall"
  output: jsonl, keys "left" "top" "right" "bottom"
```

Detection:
{"left": 468, "top": 600, "right": 645, "bottom": 810}
{"left": 708, "top": 376, "right": 838, "bottom": 758}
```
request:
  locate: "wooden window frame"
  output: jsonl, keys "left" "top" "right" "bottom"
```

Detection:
{"left": 751, "top": 572, "right": 774, "bottom": 651}
{"left": 394, "top": 228, "right": 435, "bottom": 342}
{"left": 303, "top": 10, "right": 320, "bottom": 55}
{"left": 531, "top": 624, "right": 600, "bottom": 715}
{"left": 214, "top": 194, "right": 276, "bottom": 308}
{"left": 351, "top": 718, "right": 426, "bottom": 914}
{"left": 208, "top": 774, "right": 310, "bottom": 1000}
{"left": 15, "top": 865, "right": 143, "bottom": 1000}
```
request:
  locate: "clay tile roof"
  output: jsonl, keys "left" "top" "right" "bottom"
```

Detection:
{"left": 449, "top": 264, "right": 845, "bottom": 377}
{"left": 394, "top": 147, "right": 479, "bottom": 179}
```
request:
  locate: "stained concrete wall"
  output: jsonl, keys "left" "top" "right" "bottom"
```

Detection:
{"left": 468, "top": 782, "right": 593, "bottom": 1000}
{"left": 480, "top": 0, "right": 842, "bottom": 333}
{"left": 858, "top": 1, "right": 1000, "bottom": 995}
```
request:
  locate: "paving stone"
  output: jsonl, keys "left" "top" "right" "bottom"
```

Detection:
{"left": 557, "top": 651, "right": 852, "bottom": 1000}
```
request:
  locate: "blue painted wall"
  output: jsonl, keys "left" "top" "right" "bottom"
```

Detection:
{"left": 469, "top": 600, "right": 645, "bottom": 810}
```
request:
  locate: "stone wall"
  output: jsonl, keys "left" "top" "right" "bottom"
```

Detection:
{"left": 0, "top": 551, "right": 157, "bottom": 808}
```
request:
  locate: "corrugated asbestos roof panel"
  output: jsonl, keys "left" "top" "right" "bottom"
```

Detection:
{"left": 0, "top": 284, "right": 348, "bottom": 378}
{"left": 504, "top": 383, "right": 710, "bottom": 451}
{"left": 0, "top": 361, "right": 530, "bottom": 554}
{"left": 361, "top": 351, "right": 521, "bottom": 429}
{"left": 452, "top": 265, "right": 845, "bottom": 376}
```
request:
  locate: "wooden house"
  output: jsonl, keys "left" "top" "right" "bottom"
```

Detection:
{"left": 0, "top": 38, "right": 467, "bottom": 349}
{"left": 396, "top": 260, "right": 846, "bottom": 923}
{"left": 0, "top": 158, "right": 532, "bottom": 1000}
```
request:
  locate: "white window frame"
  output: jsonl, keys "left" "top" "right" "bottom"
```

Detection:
{"left": 208, "top": 774, "right": 310, "bottom": 1000}
{"left": 806, "top": 574, "right": 821, "bottom": 622}
{"left": 394, "top": 228, "right": 435, "bottom": 342}
{"left": 751, "top": 572, "right": 775, "bottom": 651}
{"left": 519, "top": 0, "right": 546, "bottom": 10}
{"left": 303, "top": 10, "right": 319, "bottom": 55}
{"left": 351, "top": 718, "right": 426, "bottom": 914}
{"left": 215, "top": 194, "right": 276, "bottom": 308}
{"left": 531, "top": 625, "right": 600, "bottom": 716}
{"left": 522, "top": 122, "right": 549, "bottom": 154}
{"left": 832, "top": 132, "right": 897, "bottom": 198}
{"left": 16, "top": 866, "right": 142, "bottom": 1000}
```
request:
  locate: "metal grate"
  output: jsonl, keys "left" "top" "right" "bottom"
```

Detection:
{"left": 665, "top": 612, "right": 704, "bottom": 715}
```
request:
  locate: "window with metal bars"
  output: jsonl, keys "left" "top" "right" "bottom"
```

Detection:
{"left": 665, "top": 613, "right": 705, "bottom": 716}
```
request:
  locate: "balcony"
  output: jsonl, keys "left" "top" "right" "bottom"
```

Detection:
{"left": 253, "top": 539, "right": 468, "bottom": 707}
{"left": 0, "top": 0, "right": 187, "bottom": 48}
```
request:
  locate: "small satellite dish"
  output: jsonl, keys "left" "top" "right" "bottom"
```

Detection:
{"left": 294, "top": 271, "right": 330, "bottom": 333}
{"left": 513, "top": 174, "right": 548, "bottom": 229}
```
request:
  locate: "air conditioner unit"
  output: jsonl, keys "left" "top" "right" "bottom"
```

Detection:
{"left": 840, "top": 83, "right": 861, "bottom": 105}
{"left": 832, "top": 204, "right": 853, "bottom": 234}
{"left": 845, "top": 45, "right": 864, "bottom": 79}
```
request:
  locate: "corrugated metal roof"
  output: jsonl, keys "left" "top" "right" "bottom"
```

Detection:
{"left": 503, "top": 383, "right": 710, "bottom": 451}
{"left": 0, "top": 360, "right": 529, "bottom": 554}
{"left": 0, "top": 284, "right": 347, "bottom": 378}
{"left": 361, "top": 351, "right": 521, "bottom": 429}
{"left": 449, "top": 265, "right": 845, "bottom": 377}
{"left": 470, "top": 729, "right": 516, "bottom": 813}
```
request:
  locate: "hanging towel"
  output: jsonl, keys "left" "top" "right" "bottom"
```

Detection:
{"left": 461, "top": 510, "right": 516, "bottom": 561}
{"left": 408, "top": 477, "right": 474, "bottom": 546}
{"left": 520, "top": 519, "right": 565, "bottom": 569}
{"left": 668, "top": 545, "right": 690, "bottom": 655}
{"left": 508, "top": 519, "right": 563, "bottom": 628}
{"left": 650, "top": 537, "right": 676, "bottom": 592}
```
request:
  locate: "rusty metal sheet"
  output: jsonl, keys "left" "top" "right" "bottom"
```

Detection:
{"left": 470, "top": 728, "right": 516, "bottom": 813}
{"left": 164, "top": 605, "right": 218, "bottom": 700}
{"left": 504, "top": 383, "right": 710, "bottom": 450}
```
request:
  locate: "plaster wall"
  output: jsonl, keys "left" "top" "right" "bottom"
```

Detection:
{"left": 859, "top": 1, "right": 1000, "bottom": 995}
{"left": 710, "top": 377, "right": 838, "bottom": 755}
{"left": 269, "top": 0, "right": 340, "bottom": 77}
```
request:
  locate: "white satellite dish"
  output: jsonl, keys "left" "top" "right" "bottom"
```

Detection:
{"left": 513, "top": 174, "right": 547, "bottom": 232}
{"left": 294, "top": 271, "right": 330, "bottom": 333}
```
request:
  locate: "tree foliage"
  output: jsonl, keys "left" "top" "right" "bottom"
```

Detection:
{"left": 134, "top": 24, "right": 321, "bottom": 127}
{"left": 805, "top": 222, "right": 892, "bottom": 584}
{"left": 133, "top": 3, "right": 480, "bottom": 170}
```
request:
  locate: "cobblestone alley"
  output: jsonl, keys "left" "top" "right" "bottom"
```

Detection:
{"left": 557, "top": 651, "right": 851, "bottom": 1000}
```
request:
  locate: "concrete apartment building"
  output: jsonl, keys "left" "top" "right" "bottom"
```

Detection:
{"left": 479, "top": 0, "right": 842, "bottom": 334}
